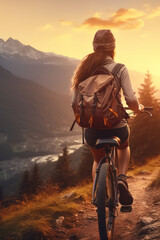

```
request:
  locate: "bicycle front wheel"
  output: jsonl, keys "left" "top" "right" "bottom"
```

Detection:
{"left": 96, "top": 162, "right": 115, "bottom": 240}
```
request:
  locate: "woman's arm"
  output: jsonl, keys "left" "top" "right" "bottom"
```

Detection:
{"left": 119, "top": 66, "right": 141, "bottom": 112}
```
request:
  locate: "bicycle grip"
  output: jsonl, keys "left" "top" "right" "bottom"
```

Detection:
{"left": 144, "top": 107, "right": 153, "bottom": 111}
{"left": 124, "top": 107, "right": 153, "bottom": 111}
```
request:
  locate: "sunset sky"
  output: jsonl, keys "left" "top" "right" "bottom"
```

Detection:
{"left": 1, "top": 0, "right": 160, "bottom": 79}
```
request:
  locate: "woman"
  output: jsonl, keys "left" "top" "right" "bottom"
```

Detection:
{"left": 71, "top": 29, "right": 143, "bottom": 205}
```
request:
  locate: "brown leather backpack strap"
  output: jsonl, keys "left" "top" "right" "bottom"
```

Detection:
{"left": 111, "top": 63, "right": 124, "bottom": 77}
{"left": 70, "top": 119, "right": 76, "bottom": 131}
{"left": 111, "top": 63, "right": 124, "bottom": 97}
{"left": 111, "top": 64, "right": 130, "bottom": 120}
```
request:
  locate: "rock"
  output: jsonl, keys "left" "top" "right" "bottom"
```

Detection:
{"left": 138, "top": 217, "right": 154, "bottom": 227}
{"left": 60, "top": 191, "right": 76, "bottom": 199}
{"left": 86, "top": 215, "right": 97, "bottom": 221}
{"left": 138, "top": 170, "right": 150, "bottom": 175}
{"left": 69, "top": 235, "right": 79, "bottom": 240}
{"left": 139, "top": 221, "right": 160, "bottom": 236}
{"left": 126, "top": 174, "right": 134, "bottom": 179}
{"left": 150, "top": 210, "right": 156, "bottom": 214}
{"left": 85, "top": 212, "right": 97, "bottom": 221}
{"left": 56, "top": 216, "right": 65, "bottom": 226}
{"left": 78, "top": 209, "right": 84, "bottom": 213}
{"left": 142, "top": 236, "right": 151, "bottom": 240}
{"left": 142, "top": 232, "right": 160, "bottom": 240}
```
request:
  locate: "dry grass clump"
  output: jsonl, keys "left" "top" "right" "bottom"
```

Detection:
{"left": 128, "top": 156, "right": 160, "bottom": 177}
{"left": 0, "top": 181, "right": 92, "bottom": 240}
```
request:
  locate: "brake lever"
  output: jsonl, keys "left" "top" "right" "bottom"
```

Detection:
{"left": 141, "top": 110, "right": 152, "bottom": 117}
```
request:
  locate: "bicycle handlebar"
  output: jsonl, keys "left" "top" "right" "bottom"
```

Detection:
{"left": 142, "top": 107, "right": 153, "bottom": 111}
{"left": 124, "top": 106, "right": 153, "bottom": 117}
{"left": 124, "top": 107, "right": 153, "bottom": 111}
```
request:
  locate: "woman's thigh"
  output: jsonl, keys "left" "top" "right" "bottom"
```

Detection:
{"left": 85, "top": 125, "right": 130, "bottom": 149}
{"left": 89, "top": 146, "right": 105, "bottom": 163}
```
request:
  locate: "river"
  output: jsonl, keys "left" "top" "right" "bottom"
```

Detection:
{"left": 0, "top": 134, "right": 82, "bottom": 182}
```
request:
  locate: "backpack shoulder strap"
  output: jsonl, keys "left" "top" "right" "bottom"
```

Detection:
{"left": 111, "top": 63, "right": 124, "bottom": 76}
{"left": 70, "top": 119, "right": 76, "bottom": 131}
{"left": 111, "top": 63, "right": 124, "bottom": 97}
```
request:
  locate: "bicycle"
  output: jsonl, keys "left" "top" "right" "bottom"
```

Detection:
{"left": 91, "top": 107, "right": 153, "bottom": 240}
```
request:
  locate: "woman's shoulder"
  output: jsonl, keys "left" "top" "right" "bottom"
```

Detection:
{"left": 116, "top": 63, "right": 128, "bottom": 78}
{"left": 104, "top": 60, "right": 128, "bottom": 77}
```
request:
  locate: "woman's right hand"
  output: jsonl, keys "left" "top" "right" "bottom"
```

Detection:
{"left": 138, "top": 104, "right": 144, "bottom": 112}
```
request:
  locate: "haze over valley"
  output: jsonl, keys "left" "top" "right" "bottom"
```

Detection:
{"left": 0, "top": 37, "right": 159, "bottom": 196}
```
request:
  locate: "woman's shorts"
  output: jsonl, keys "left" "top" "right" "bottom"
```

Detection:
{"left": 85, "top": 125, "right": 130, "bottom": 149}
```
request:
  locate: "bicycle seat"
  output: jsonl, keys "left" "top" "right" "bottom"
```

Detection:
{"left": 95, "top": 137, "right": 121, "bottom": 149}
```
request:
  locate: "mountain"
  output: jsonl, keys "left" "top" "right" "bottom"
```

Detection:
{"left": 0, "top": 38, "right": 78, "bottom": 94}
{"left": 0, "top": 38, "right": 159, "bottom": 97}
{"left": 0, "top": 38, "right": 78, "bottom": 64}
{"left": 0, "top": 65, "right": 74, "bottom": 142}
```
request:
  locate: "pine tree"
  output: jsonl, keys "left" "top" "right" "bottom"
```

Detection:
{"left": 30, "top": 163, "right": 42, "bottom": 194}
{"left": 78, "top": 144, "right": 93, "bottom": 181}
{"left": 19, "top": 170, "right": 31, "bottom": 197}
{"left": 53, "top": 146, "right": 74, "bottom": 189}
{"left": 138, "top": 71, "right": 157, "bottom": 106}
{"left": 0, "top": 185, "right": 3, "bottom": 202}
{"left": 130, "top": 71, "right": 160, "bottom": 163}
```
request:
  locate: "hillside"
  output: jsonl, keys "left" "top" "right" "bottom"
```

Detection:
{"left": 0, "top": 156, "right": 159, "bottom": 240}
{"left": 0, "top": 144, "right": 84, "bottom": 196}
{"left": 0, "top": 65, "right": 74, "bottom": 142}
{"left": 0, "top": 38, "right": 78, "bottom": 94}
{"left": 0, "top": 38, "right": 160, "bottom": 98}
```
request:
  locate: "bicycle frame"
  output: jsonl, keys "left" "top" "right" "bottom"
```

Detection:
{"left": 91, "top": 107, "right": 153, "bottom": 240}
{"left": 92, "top": 145, "right": 119, "bottom": 210}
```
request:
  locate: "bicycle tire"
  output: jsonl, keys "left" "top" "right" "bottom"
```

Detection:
{"left": 96, "top": 162, "right": 115, "bottom": 240}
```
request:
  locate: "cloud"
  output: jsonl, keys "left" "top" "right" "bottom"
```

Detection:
{"left": 79, "top": 8, "right": 145, "bottom": 30}
{"left": 144, "top": 4, "right": 150, "bottom": 12}
{"left": 93, "top": 12, "right": 102, "bottom": 18}
{"left": 60, "top": 6, "right": 160, "bottom": 32}
{"left": 38, "top": 24, "right": 55, "bottom": 32}
{"left": 147, "top": 6, "right": 160, "bottom": 19}
{"left": 59, "top": 20, "right": 73, "bottom": 26}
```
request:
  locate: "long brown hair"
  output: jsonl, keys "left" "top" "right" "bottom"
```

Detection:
{"left": 72, "top": 49, "right": 114, "bottom": 90}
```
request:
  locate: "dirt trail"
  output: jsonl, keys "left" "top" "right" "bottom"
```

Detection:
{"left": 113, "top": 171, "right": 158, "bottom": 240}
{"left": 66, "top": 159, "right": 160, "bottom": 240}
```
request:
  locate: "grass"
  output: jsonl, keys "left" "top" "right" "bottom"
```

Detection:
{"left": 128, "top": 155, "right": 160, "bottom": 177}
{"left": 1, "top": 155, "right": 160, "bottom": 240}
{"left": 0, "top": 181, "right": 92, "bottom": 240}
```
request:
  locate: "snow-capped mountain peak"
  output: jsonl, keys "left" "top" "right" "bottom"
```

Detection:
{"left": 0, "top": 38, "right": 49, "bottom": 60}
{"left": 6, "top": 37, "right": 23, "bottom": 46}
{"left": 0, "top": 39, "right": 5, "bottom": 44}
{"left": 0, "top": 37, "right": 79, "bottom": 65}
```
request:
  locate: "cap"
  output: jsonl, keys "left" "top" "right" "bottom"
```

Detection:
{"left": 93, "top": 29, "right": 115, "bottom": 51}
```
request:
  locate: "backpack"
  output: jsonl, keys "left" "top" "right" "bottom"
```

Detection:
{"left": 70, "top": 63, "right": 129, "bottom": 131}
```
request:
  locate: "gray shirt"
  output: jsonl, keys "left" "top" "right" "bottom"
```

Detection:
{"left": 104, "top": 56, "right": 139, "bottom": 128}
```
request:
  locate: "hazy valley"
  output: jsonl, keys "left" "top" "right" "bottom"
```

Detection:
{"left": 0, "top": 37, "right": 159, "bottom": 197}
